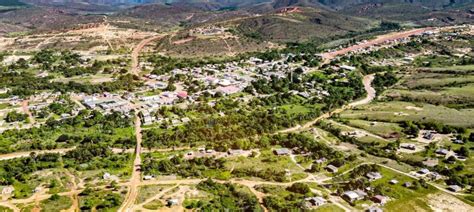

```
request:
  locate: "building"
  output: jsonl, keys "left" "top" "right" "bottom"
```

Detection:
{"left": 325, "top": 165, "right": 339, "bottom": 173}
{"left": 435, "top": 148, "right": 449, "bottom": 155}
{"left": 366, "top": 172, "right": 382, "bottom": 181}
{"left": 448, "top": 185, "right": 462, "bottom": 192}
{"left": 418, "top": 168, "right": 430, "bottom": 175}
{"left": 103, "top": 172, "right": 111, "bottom": 180}
{"left": 143, "top": 175, "right": 154, "bottom": 180}
{"left": 389, "top": 179, "right": 399, "bottom": 185}
{"left": 372, "top": 195, "right": 388, "bottom": 204}
{"left": 423, "top": 132, "right": 434, "bottom": 140}
{"left": 401, "top": 144, "right": 416, "bottom": 150}
{"left": 274, "top": 148, "right": 291, "bottom": 156}
{"left": 1, "top": 186, "right": 14, "bottom": 195}
{"left": 340, "top": 65, "right": 356, "bottom": 71}
{"left": 342, "top": 191, "right": 362, "bottom": 202}
{"left": 305, "top": 197, "right": 326, "bottom": 207}
{"left": 403, "top": 182, "right": 412, "bottom": 188}
{"left": 177, "top": 91, "right": 188, "bottom": 99}
{"left": 167, "top": 199, "right": 179, "bottom": 206}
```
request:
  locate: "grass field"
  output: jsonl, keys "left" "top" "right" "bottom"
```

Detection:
{"left": 342, "top": 101, "right": 474, "bottom": 128}
{"left": 136, "top": 184, "right": 174, "bottom": 204}
{"left": 143, "top": 200, "right": 164, "bottom": 210}
{"left": 225, "top": 149, "right": 307, "bottom": 182}
{"left": 345, "top": 119, "right": 403, "bottom": 138}
{"left": 40, "top": 195, "right": 72, "bottom": 212}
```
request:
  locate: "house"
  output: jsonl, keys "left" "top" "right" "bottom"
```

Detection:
{"left": 403, "top": 182, "right": 412, "bottom": 188}
{"left": 2, "top": 186, "right": 14, "bottom": 195}
{"left": 427, "top": 172, "right": 442, "bottom": 181}
{"left": 366, "top": 172, "right": 382, "bottom": 181}
{"left": 448, "top": 185, "right": 462, "bottom": 192}
{"left": 143, "top": 175, "right": 154, "bottom": 180}
{"left": 418, "top": 168, "right": 430, "bottom": 175}
{"left": 342, "top": 191, "right": 362, "bottom": 202}
{"left": 167, "top": 199, "right": 179, "bottom": 206}
{"left": 340, "top": 65, "right": 356, "bottom": 71}
{"left": 103, "top": 172, "right": 111, "bottom": 180}
{"left": 401, "top": 144, "right": 416, "bottom": 150}
{"left": 436, "top": 148, "right": 450, "bottom": 155}
{"left": 354, "top": 189, "right": 367, "bottom": 199}
{"left": 423, "top": 132, "right": 434, "bottom": 140}
{"left": 315, "top": 158, "right": 327, "bottom": 164}
{"left": 453, "top": 139, "right": 464, "bottom": 144}
{"left": 372, "top": 195, "right": 388, "bottom": 204}
{"left": 305, "top": 197, "right": 326, "bottom": 207}
{"left": 177, "top": 91, "right": 188, "bottom": 99}
{"left": 367, "top": 207, "right": 383, "bottom": 212}
{"left": 389, "top": 179, "right": 399, "bottom": 185}
{"left": 325, "top": 165, "right": 339, "bottom": 173}
{"left": 274, "top": 148, "right": 291, "bottom": 156}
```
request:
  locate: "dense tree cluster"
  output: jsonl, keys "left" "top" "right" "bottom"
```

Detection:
{"left": 185, "top": 179, "right": 262, "bottom": 211}
{"left": 0, "top": 110, "right": 134, "bottom": 153}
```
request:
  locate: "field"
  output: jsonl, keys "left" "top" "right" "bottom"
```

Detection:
{"left": 384, "top": 65, "right": 474, "bottom": 108}
{"left": 40, "top": 195, "right": 72, "bottom": 212}
{"left": 341, "top": 101, "right": 474, "bottom": 128}
{"left": 225, "top": 149, "right": 308, "bottom": 182}
{"left": 136, "top": 184, "right": 175, "bottom": 204}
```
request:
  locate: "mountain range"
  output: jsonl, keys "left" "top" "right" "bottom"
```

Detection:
{"left": 19, "top": 0, "right": 474, "bottom": 9}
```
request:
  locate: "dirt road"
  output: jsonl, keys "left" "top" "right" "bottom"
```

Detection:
{"left": 130, "top": 35, "right": 163, "bottom": 75}
{"left": 22, "top": 100, "right": 35, "bottom": 124}
{"left": 278, "top": 74, "right": 375, "bottom": 134}
{"left": 0, "top": 148, "right": 74, "bottom": 161}
{"left": 118, "top": 112, "right": 143, "bottom": 211}
{"left": 322, "top": 28, "right": 433, "bottom": 60}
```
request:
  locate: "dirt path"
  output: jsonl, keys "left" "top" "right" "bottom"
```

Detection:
{"left": 135, "top": 185, "right": 179, "bottom": 210}
{"left": 22, "top": 100, "right": 35, "bottom": 124}
{"left": 0, "top": 148, "right": 75, "bottom": 161}
{"left": 322, "top": 27, "right": 433, "bottom": 60}
{"left": 130, "top": 35, "right": 164, "bottom": 75}
{"left": 329, "top": 120, "right": 388, "bottom": 141}
{"left": 118, "top": 112, "right": 143, "bottom": 211}
{"left": 278, "top": 74, "right": 375, "bottom": 134}
{"left": 0, "top": 202, "right": 19, "bottom": 212}
{"left": 350, "top": 74, "right": 376, "bottom": 107}
{"left": 64, "top": 170, "right": 79, "bottom": 212}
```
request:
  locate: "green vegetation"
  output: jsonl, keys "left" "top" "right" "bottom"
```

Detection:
{"left": 143, "top": 200, "right": 164, "bottom": 210}
{"left": 186, "top": 179, "right": 262, "bottom": 211}
{"left": 40, "top": 194, "right": 72, "bottom": 212}
{"left": 4, "top": 111, "right": 28, "bottom": 123}
{"left": 0, "top": 110, "right": 134, "bottom": 153}
{"left": 79, "top": 188, "right": 122, "bottom": 211}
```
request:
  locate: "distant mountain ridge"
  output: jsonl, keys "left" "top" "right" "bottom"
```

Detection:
{"left": 21, "top": 0, "right": 474, "bottom": 8}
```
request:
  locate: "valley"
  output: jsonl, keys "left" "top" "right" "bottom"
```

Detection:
{"left": 0, "top": 1, "right": 473, "bottom": 212}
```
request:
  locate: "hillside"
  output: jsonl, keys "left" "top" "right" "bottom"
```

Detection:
{"left": 233, "top": 7, "right": 375, "bottom": 42}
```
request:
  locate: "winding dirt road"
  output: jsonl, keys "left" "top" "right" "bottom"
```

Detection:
{"left": 130, "top": 35, "right": 163, "bottom": 75}
{"left": 278, "top": 74, "right": 375, "bottom": 134}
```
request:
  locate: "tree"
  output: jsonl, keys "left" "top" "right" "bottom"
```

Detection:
{"left": 287, "top": 182, "right": 310, "bottom": 194}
